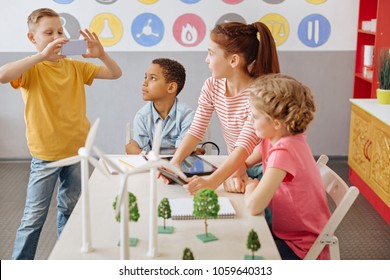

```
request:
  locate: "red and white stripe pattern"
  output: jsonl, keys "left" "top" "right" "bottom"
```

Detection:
{"left": 188, "top": 77, "right": 259, "bottom": 155}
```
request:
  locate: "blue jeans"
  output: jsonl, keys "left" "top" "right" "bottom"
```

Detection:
{"left": 12, "top": 157, "right": 81, "bottom": 260}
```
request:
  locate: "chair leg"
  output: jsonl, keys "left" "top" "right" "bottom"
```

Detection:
{"left": 329, "top": 237, "right": 340, "bottom": 260}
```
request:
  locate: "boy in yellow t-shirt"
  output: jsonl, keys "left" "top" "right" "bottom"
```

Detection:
{"left": 0, "top": 8, "right": 122, "bottom": 259}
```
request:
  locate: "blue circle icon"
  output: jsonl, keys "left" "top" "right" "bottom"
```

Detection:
{"left": 298, "top": 14, "right": 331, "bottom": 48}
{"left": 53, "top": 0, "right": 74, "bottom": 3}
{"left": 131, "top": 13, "right": 164, "bottom": 47}
{"left": 180, "top": 0, "right": 202, "bottom": 3}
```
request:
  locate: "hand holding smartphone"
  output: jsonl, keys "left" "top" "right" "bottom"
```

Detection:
{"left": 60, "top": 39, "right": 87, "bottom": 56}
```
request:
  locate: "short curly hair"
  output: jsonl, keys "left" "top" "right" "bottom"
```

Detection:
{"left": 152, "top": 58, "right": 186, "bottom": 96}
{"left": 249, "top": 74, "right": 316, "bottom": 135}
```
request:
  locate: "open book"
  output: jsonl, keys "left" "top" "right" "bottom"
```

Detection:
{"left": 169, "top": 197, "right": 236, "bottom": 220}
{"left": 101, "top": 155, "right": 147, "bottom": 174}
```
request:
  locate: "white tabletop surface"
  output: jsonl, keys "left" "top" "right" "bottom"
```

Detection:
{"left": 48, "top": 155, "right": 281, "bottom": 260}
{"left": 350, "top": 98, "right": 390, "bottom": 126}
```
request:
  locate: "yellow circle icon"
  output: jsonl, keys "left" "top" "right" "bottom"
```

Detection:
{"left": 90, "top": 13, "right": 123, "bottom": 47}
{"left": 306, "top": 0, "right": 327, "bottom": 4}
{"left": 138, "top": 0, "right": 159, "bottom": 4}
{"left": 259, "top": 13, "right": 289, "bottom": 47}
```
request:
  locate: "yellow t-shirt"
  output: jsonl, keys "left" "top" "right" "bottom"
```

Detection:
{"left": 11, "top": 58, "right": 100, "bottom": 161}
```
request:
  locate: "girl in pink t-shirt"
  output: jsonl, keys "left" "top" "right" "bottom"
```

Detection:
{"left": 244, "top": 74, "right": 331, "bottom": 260}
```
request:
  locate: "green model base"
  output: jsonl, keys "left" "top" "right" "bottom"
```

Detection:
{"left": 117, "top": 237, "right": 139, "bottom": 247}
{"left": 158, "top": 225, "right": 174, "bottom": 234}
{"left": 244, "top": 255, "right": 264, "bottom": 260}
{"left": 196, "top": 233, "right": 218, "bottom": 243}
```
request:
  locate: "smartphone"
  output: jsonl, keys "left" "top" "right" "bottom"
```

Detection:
{"left": 60, "top": 39, "right": 87, "bottom": 56}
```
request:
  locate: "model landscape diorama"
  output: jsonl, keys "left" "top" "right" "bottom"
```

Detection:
{"left": 52, "top": 118, "right": 265, "bottom": 260}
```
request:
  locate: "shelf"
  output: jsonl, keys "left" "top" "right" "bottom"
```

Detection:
{"left": 355, "top": 73, "right": 373, "bottom": 83}
{"left": 358, "top": 29, "right": 376, "bottom": 36}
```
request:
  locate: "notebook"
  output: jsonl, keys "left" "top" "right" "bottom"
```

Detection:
{"left": 102, "top": 155, "right": 147, "bottom": 174}
{"left": 169, "top": 197, "right": 236, "bottom": 220}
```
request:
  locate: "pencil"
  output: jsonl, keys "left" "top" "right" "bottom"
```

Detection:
{"left": 118, "top": 159, "right": 134, "bottom": 169}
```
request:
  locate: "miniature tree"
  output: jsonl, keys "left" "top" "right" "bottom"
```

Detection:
{"left": 245, "top": 229, "right": 262, "bottom": 260}
{"left": 182, "top": 247, "right": 195, "bottom": 260}
{"left": 158, "top": 197, "right": 171, "bottom": 229}
{"left": 193, "top": 188, "right": 220, "bottom": 242}
{"left": 113, "top": 192, "right": 140, "bottom": 246}
{"left": 157, "top": 197, "right": 173, "bottom": 234}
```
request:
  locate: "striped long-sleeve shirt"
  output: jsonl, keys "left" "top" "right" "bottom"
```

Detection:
{"left": 187, "top": 77, "right": 260, "bottom": 155}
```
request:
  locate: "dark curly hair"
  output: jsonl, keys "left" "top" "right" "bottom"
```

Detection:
{"left": 152, "top": 58, "right": 186, "bottom": 96}
{"left": 249, "top": 74, "right": 316, "bottom": 135}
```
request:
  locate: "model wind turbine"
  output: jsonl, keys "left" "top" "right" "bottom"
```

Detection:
{"left": 47, "top": 118, "right": 106, "bottom": 253}
{"left": 95, "top": 120, "right": 187, "bottom": 259}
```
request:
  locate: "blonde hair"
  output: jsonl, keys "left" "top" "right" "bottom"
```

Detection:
{"left": 27, "top": 8, "right": 59, "bottom": 32}
{"left": 249, "top": 74, "right": 316, "bottom": 134}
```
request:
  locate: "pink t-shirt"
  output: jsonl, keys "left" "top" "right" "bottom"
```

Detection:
{"left": 260, "top": 134, "right": 331, "bottom": 259}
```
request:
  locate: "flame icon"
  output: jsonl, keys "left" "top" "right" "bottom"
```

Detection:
{"left": 181, "top": 24, "right": 198, "bottom": 44}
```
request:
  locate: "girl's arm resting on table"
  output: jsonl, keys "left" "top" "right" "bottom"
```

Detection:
{"left": 244, "top": 167, "right": 286, "bottom": 216}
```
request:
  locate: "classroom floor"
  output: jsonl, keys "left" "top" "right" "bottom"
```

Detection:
{"left": 0, "top": 158, "right": 389, "bottom": 260}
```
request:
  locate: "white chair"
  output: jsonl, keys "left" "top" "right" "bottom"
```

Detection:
{"left": 125, "top": 122, "right": 133, "bottom": 144}
{"left": 304, "top": 154, "right": 360, "bottom": 260}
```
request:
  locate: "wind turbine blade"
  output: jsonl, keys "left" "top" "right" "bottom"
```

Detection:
{"left": 88, "top": 156, "right": 110, "bottom": 178}
{"left": 116, "top": 176, "right": 128, "bottom": 216}
{"left": 150, "top": 120, "right": 162, "bottom": 160}
{"left": 47, "top": 156, "right": 81, "bottom": 168}
{"left": 85, "top": 118, "right": 100, "bottom": 154}
{"left": 93, "top": 146, "right": 125, "bottom": 174}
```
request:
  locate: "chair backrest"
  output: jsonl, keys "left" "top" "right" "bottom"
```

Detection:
{"left": 126, "top": 122, "right": 133, "bottom": 144}
{"left": 304, "top": 154, "right": 360, "bottom": 260}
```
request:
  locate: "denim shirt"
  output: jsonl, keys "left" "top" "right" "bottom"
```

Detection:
{"left": 132, "top": 98, "right": 194, "bottom": 154}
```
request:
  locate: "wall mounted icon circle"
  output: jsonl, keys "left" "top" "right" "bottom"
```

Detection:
{"left": 53, "top": 0, "right": 74, "bottom": 4}
{"left": 216, "top": 13, "right": 246, "bottom": 25}
{"left": 138, "top": 0, "right": 159, "bottom": 4}
{"left": 90, "top": 13, "right": 123, "bottom": 47}
{"left": 298, "top": 14, "right": 331, "bottom": 47}
{"left": 260, "top": 13, "right": 289, "bottom": 47}
{"left": 263, "top": 0, "right": 285, "bottom": 4}
{"left": 306, "top": 0, "right": 327, "bottom": 4}
{"left": 173, "top": 14, "right": 206, "bottom": 47}
{"left": 222, "top": 0, "right": 244, "bottom": 4}
{"left": 180, "top": 0, "right": 202, "bottom": 3}
{"left": 131, "top": 13, "right": 164, "bottom": 47}
{"left": 95, "top": 0, "right": 118, "bottom": 4}
{"left": 59, "top": 13, "right": 81, "bottom": 39}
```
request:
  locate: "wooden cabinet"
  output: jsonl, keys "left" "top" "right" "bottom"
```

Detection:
{"left": 353, "top": 0, "right": 390, "bottom": 98}
{"left": 348, "top": 101, "right": 390, "bottom": 224}
{"left": 348, "top": 105, "right": 372, "bottom": 179}
{"left": 368, "top": 117, "right": 390, "bottom": 206}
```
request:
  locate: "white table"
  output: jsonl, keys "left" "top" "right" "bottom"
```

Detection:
{"left": 49, "top": 156, "right": 281, "bottom": 260}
